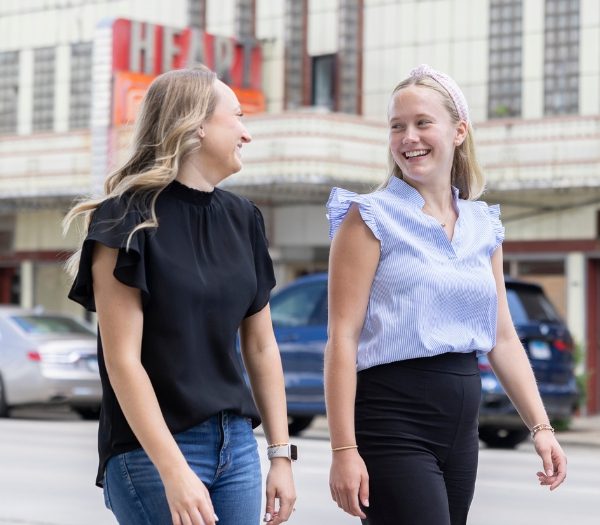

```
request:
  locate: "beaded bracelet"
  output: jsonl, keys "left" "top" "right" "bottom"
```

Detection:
{"left": 531, "top": 423, "right": 555, "bottom": 439}
{"left": 331, "top": 445, "right": 358, "bottom": 452}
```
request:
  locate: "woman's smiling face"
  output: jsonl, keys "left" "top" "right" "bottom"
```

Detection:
{"left": 200, "top": 80, "right": 252, "bottom": 179}
{"left": 388, "top": 85, "right": 466, "bottom": 187}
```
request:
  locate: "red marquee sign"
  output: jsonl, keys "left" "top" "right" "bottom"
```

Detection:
{"left": 110, "top": 18, "right": 265, "bottom": 124}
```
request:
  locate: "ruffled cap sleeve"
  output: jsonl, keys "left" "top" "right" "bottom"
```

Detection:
{"left": 245, "top": 204, "right": 276, "bottom": 318}
{"left": 487, "top": 204, "right": 505, "bottom": 255}
{"left": 68, "top": 197, "right": 149, "bottom": 311}
{"left": 326, "top": 187, "right": 381, "bottom": 241}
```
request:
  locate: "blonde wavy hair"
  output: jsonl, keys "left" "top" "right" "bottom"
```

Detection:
{"left": 63, "top": 66, "right": 218, "bottom": 276}
{"left": 380, "top": 76, "right": 484, "bottom": 200}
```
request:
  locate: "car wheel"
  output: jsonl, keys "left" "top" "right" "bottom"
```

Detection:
{"left": 0, "top": 374, "right": 9, "bottom": 418}
{"left": 288, "top": 416, "right": 314, "bottom": 436}
{"left": 478, "top": 427, "right": 529, "bottom": 449}
{"left": 74, "top": 406, "right": 101, "bottom": 420}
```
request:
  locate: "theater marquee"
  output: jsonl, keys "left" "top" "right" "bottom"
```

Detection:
{"left": 90, "top": 17, "right": 265, "bottom": 190}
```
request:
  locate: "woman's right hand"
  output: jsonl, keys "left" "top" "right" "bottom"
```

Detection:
{"left": 329, "top": 449, "right": 370, "bottom": 519}
{"left": 162, "top": 466, "right": 217, "bottom": 525}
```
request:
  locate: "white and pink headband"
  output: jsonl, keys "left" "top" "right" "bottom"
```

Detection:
{"left": 409, "top": 64, "right": 470, "bottom": 124}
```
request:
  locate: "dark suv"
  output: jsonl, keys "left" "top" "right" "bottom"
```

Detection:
{"left": 271, "top": 273, "right": 579, "bottom": 447}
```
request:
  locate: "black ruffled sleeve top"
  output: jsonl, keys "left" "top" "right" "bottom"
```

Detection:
{"left": 68, "top": 180, "right": 276, "bottom": 486}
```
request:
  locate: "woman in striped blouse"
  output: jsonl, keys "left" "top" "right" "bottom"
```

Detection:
{"left": 324, "top": 64, "right": 567, "bottom": 525}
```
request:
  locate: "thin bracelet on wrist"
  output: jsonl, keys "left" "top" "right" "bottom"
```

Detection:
{"left": 530, "top": 423, "right": 555, "bottom": 439}
{"left": 331, "top": 444, "right": 358, "bottom": 452}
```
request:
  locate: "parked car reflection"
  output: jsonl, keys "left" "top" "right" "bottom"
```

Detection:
{"left": 271, "top": 273, "right": 579, "bottom": 447}
{"left": 0, "top": 306, "right": 101, "bottom": 419}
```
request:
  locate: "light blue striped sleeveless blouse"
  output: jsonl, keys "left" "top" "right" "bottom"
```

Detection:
{"left": 326, "top": 176, "right": 504, "bottom": 372}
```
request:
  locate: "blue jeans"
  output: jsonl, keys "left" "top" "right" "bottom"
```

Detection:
{"left": 103, "top": 412, "right": 261, "bottom": 525}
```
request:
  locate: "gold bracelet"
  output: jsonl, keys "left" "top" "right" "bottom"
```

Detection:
{"left": 331, "top": 445, "right": 358, "bottom": 452}
{"left": 531, "top": 423, "right": 555, "bottom": 439}
{"left": 267, "top": 442, "right": 290, "bottom": 449}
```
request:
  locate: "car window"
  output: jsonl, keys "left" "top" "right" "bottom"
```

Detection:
{"left": 271, "top": 281, "right": 327, "bottom": 327}
{"left": 506, "top": 287, "right": 560, "bottom": 324}
{"left": 313, "top": 293, "right": 328, "bottom": 325}
{"left": 10, "top": 315, "right": 95, "bottom": 336}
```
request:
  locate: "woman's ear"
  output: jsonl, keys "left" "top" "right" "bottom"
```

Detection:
{"left": 198, "top": 127, "right": 205, "bottom": 139}
{"left": 454, "top": 120, "right": 468, "bottom": 146}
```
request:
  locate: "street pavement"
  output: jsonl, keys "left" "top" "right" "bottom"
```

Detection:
{"left": 0, "top": 410, "right": 598, "bottom": 525}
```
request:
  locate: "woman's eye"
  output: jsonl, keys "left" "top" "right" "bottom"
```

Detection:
{"left": 418, "top": 120, "right": 430, "bottom": 126}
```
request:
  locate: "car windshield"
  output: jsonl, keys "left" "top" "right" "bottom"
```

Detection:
{"left": 506, "top": 286, "right": 561, "bottom": 324}
{"left": 271, "top": 281, "right": 327, "bottom": 327}
{"left": 10, "top": 315, "right": 95, "bottom": 336}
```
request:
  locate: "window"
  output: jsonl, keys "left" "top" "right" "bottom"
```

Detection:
{"left": 0, "top": 214, "right": 14, "bottom": 254}
{"left": 488, "top": 0, "right": 523, "bottom": 118}
{"left": 69, "top": 42, "right": 92, "bottom": 130}
{"left": 311, "top": 54, "right": 335, "bottom": 110}
{"left": 284, "top": 0, "right": 307, "bottom": 109}
{"left": 236, "top": 0, "right": 255, "bottom": 40}
{"left": 544, "top": 0, "right": 580, "bottom": 115}
{"left": 0, "top": 51, "right": 19, "bottom": 135}
{"left": 338, "top": 0, "right": 362, "bottom": 114}
{"left": 506, "top": 286, "right": 560, "bottom": 324}
{"left": 32, "top": 47, "right": 55, "bottom": 132}
{"left": 270, "top": 281, "right": 327, "bottom": 327}
{"left": 10, "top": 315, "right": 95, "bottom": 336}
{"left": 188, "top": 0, "right": 206, "bottom": 29}
{"left": 518, "top": 260, "right": 564, "bottom": 276}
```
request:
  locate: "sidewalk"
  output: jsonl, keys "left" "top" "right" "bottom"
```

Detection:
{"left": 305, "top": 415, "right": 600, "bottom": 448}
{"left": 555, "top": 414, "right": 600, "bottom": 448}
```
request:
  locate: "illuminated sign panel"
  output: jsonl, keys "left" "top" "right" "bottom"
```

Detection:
{"left": 110, "top": 18, "right": 264, "bottom": 124}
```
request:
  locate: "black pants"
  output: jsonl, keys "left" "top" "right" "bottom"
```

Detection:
{"left": 355, "top": 352, "right": 481, "bottom": 525}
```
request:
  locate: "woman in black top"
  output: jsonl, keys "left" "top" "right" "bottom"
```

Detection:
{"left": 64, "top": 67, "right": 296, "bottom": 525}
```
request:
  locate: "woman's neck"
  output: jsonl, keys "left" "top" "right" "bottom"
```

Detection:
{"left": 404, "top": 177, "right": 454, "bottom": 213}
{"left": 177, "top": 157, "right": 218, "bottom": 192}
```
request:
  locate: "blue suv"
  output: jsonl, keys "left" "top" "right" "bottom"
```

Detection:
{"left": 271, "top": 273, "right": 579, "bottom": 447}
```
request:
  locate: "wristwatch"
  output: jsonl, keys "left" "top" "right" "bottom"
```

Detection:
{"left": 267, "top": 443, "right": 298, "bottom": 461}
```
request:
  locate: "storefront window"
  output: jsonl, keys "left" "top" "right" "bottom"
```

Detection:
{"left": 513, "top": 259, "right": 566, "bottom": 319}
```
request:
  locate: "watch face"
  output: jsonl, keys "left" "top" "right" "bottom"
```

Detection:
{"left": 290, "top": 444, "right": 298, "bottom": 461}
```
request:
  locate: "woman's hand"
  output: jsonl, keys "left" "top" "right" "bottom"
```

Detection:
{"left": 329, "top": 449, "right": 369, "bottom": 519}
{"left": 533, "top": 431, "right": 567, "bottom": 491}
{"left": 162, "top": 466, "right": 218, "bottom": 525}
{"left": 264, "top": 458, "right": 296, "bottom": 524}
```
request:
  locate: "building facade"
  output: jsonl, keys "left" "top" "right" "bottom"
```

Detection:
{"left": 1, "top": 0, "right": 599, "bottom": 413}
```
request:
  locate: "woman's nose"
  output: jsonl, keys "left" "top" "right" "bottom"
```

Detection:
{"left": 241, "top": 127, "right": 252, "bottom": 143}
{"left": 402, "top": 127, "right": 418, "bottom": 144}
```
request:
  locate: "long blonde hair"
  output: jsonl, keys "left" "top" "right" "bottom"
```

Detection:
{"left": 381, "top": 76, "right": 484, "bottom": 200}
{"left": 63, "top": 66, "right": 218, "bottom": 276}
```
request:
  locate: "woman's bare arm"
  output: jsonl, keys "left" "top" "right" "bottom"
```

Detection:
{"left": 325, "top": 205, "right": 380, "bottom": 518}
{"left": 92, "top": 243, "right": 217, "bottom": 525}
{"left": 487, "top": 247, "right": 567, "bottom": 490}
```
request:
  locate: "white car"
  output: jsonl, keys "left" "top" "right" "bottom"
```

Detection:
{"left": 0, "top": 306, "right": 101, "bottom": 419}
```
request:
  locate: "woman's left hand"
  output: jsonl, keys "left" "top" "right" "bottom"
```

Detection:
{"left": 533, "top": 430, "right": 567, "bottom": 490}
{"left": 263, "top": 458, "right": 296, "bottom": 524}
